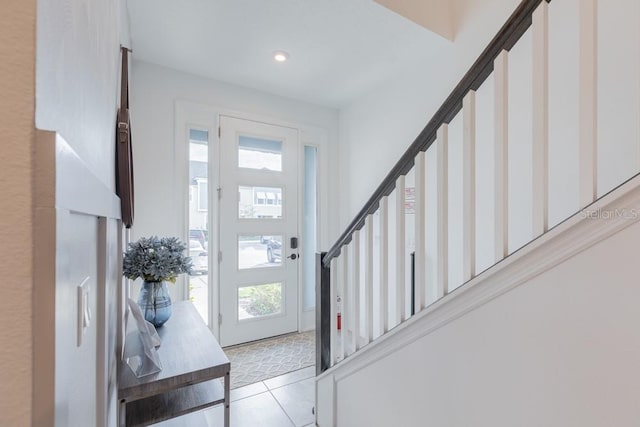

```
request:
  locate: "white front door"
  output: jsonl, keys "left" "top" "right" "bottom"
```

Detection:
{"left": 218, "top": 116, "right": 299, "bottom": 346}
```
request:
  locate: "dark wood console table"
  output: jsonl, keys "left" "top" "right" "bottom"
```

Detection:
{"left": 118, "top": 301, "right": 230, "bottom": 426}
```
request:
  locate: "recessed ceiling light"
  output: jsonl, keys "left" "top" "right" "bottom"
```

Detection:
{"left": 273, "top": 51, "right": 289, "bottom": 62}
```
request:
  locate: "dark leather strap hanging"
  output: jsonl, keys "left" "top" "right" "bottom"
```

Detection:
{"left": 116, "top": 46, "right": 135, "bottom": 228}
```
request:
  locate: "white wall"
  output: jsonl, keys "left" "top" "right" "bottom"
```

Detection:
{"left": 0, "top": 1, "right": 36, "bottom": 425}
{"left": 322, "top": 193, "right": 640, "bottom": 426}
{"left": 54, "top": 211, "right": 100, "bottom": 425}
{"left": 32, "top": 0, "right": 129, "bottom": 425}
{"left": 36, "top": 0, "right": 130, "bottom": 191}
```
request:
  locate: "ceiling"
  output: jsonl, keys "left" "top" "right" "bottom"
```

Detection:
{"left": 127, "top": 0, "right": 451, "bottom": 108}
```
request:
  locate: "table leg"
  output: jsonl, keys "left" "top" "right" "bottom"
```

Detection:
{"left": 224, "top": 371, "right": 230, "bottom": 427}
{"left": 119, "top": 399, "right": 126, "bottom": 427}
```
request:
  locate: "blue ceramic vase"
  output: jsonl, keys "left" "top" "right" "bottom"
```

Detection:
{"left": 137, "top": 281, "right": 172, "bottom": 327}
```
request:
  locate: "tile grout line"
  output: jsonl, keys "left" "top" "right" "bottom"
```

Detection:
{"left": 229, "top": 381, "right": 267, "bottom": 403}
{"left": 267, "top": 373, "right": 316, "bottom": 427}
{"left": 268, "top": 387, "right": 298, "bottom": 427}
{"left": 231, "top": 366, "right": 315, "bottom": 404}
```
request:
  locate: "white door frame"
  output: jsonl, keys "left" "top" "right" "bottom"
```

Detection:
{"left": 175, "top": 100, "right": 329, "bottom": 339}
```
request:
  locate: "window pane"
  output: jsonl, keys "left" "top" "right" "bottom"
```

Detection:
{"left": 239, "top": 186, "right": 282, "bottom": 219}
{"left": 303, "top": 146, "right": 317, "bottom": 310}
{"left": 188, "top": 128, "right": 209, "bottom": 324}
{"left": 238, "top": 283, "right": 283, "bottom": 320}
{"left": 238, "top": 235, "right": 282, "bottom": 269}
{"left": 238, "top": 135, "right": 282, "bottom": 171}
{"left": 197, "top": 179, "right": 208, "bottom": 212}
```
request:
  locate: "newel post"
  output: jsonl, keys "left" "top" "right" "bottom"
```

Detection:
{"left": 316, "top": 252, "right": 330, "bottom": 375}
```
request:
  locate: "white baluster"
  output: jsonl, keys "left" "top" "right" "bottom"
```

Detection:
{"left": 379, "top": 196, "right": 389, "bottom": 334}
{"left": 330, "top": 257, "right": 337, "bottom": 366}
{"left": 437, "top": 124, "right": 449, "bottom": 298}
{"left": 532, "top": 0, "right": 549, "bottom": 236}
{"left": 339, "top": 247, "right": 347, "bottom": 360}
{"left": 494, "top": 50, "right": 509, "bottom": 262}
{"left": 365, "top": 215, "right": 374, "bottom": 344}
{"left": 463, "top": 91, "right": 477, "bottom": 282}
{"left": 414, "top": 151, "right": 426, "bottom": 312}
{"left": 395, "top": 176, "right": 406, "bottom": 323}
{"left": 352, "top": 230, "right": 361, "bottom": 351}
{"left": 579, "top": 0, "right": 598, "bottom": 208}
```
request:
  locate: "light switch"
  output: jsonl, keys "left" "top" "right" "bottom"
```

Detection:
{"left": 77, "top": 277, "right": 91, "bottom": 347}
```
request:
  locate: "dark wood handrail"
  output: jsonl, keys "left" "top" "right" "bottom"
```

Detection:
{"left": 323, "top": 0, "right": 551, "bottom": 268}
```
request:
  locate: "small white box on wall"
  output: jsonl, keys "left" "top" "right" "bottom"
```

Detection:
{"left": 77, "top": 276, "right": 91, "bottom": 347}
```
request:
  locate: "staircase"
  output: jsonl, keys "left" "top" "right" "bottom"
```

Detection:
{"left": 315, "top": 0, "right": 640, "bottom": 425}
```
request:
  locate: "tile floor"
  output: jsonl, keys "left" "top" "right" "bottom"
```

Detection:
{"left": 153, "top": 366, "right": 316, "bottom": 427}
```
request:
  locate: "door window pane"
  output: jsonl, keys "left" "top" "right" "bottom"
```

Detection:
{"left": 239, "top": 186, "right": 283, "bottom": 219}
{"left": 188, "top": 128, "right": 209, "bottom": 324}
{"left": 238, "top": 135, "right": 282, "bottom": 171}
{"left": 238, "top": 283, "right": 283, "bottom": 320}
{"left": 238, "top": 235, "right": 283, "bottom": 269}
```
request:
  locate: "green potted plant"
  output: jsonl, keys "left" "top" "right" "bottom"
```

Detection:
{"left": 123, "top": 236, "right": 193, "bottom": 327}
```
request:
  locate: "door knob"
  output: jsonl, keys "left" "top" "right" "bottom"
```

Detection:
{"left": 287, "top": 253, "right": 299, "bottom": 260}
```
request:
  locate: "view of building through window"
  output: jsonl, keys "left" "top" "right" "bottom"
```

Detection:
{"left": 238, "top": 185, "right": 283, "bottom": 219}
